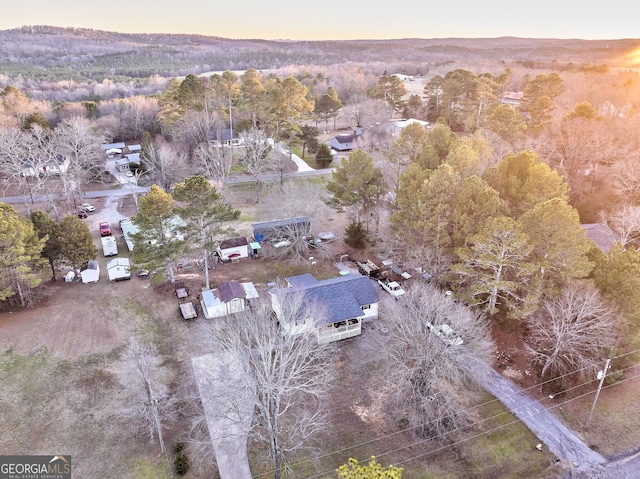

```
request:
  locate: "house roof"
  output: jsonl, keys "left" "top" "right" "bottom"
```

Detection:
{"left": 86, "top": 259, "right": 99, "bottom": 270}
{"left": 502, "top": 91, "right": 524, "bottom": 101}
{"left": 202, "top": 289, "right": 223, "bottom": 309}
{"left": 241, "top": 282, "right": 260, "bottom": 299}
{"left": 102, "top": 142, "right": 126, "bottom": 150}
{"left": 219, "top": 237, "right": 249, "bottom": 249}
{"left": 219, "top": 281, "right": 246, "bottom": 302}
{"left": 285, "top": 273, "right": 319, "bottom": 288}
{"left": 209, "top": 129, "right": 238, "bottom": 141}
{"left": 581, "top": 223, "right": 618, "bottom": 253}
{"left": 277, "top": 274, "right": 379, "bottom": 326}
{"left": 393, "top": 118, "right": 429, "bottom": 129}
{"left": 252, "top": 217, "right": 310, "bottom": 233}
{"left": 107, "top": 257, "right": 130, "bottom": 268}
{"left": 333, "top": 133, "right": 356, "bottom": 144}
{"left": 125, "top": 153, "right": 141, "bottom": 164}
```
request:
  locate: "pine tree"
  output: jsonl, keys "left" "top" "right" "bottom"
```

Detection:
{"left": 0, "top": 203, "right": 46, "bottom": 307}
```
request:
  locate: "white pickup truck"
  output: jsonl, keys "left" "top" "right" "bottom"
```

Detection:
{"left": 378, "top": 277, "right": 406, "bottom": 298}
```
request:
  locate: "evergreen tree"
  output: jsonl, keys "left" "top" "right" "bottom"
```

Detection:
{"left": 451, "top": 216, "right": 536, "bottom": 319}
{"left": 482, "top": 149, "right": 568, "bottom": 218}
{"left": 0, "top": 203, "right": 46, "bottom": 307}
{"left": 172, "top": 175, "right": 240, "bottom": 290}
{"left": 30, "top": 210, "right": 63, "bottom": 280}
{"left": 519, "top": 198, "right": 594, "bottom": 296}
{"left": 370, "top": 72, "right": 407, "bottom": 113}
{"left": 131, "top": 185, "right": 186, "bottom": 284}
{"left": 57, "top": 214, "right": 97, "bottom": 274}
{"left": 314, "top": 143, "right": 333, "bottom": 168}
{"left": 326, "top": 149, "right": 388, "bottom": 224}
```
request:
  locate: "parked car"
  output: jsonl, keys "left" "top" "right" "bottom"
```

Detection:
{"left": 137, "top": 269, "right": 149, "bottom": 279}
{"left": 99, "top": 222, "right": 111, "bottom": 236}
{"left": 80, "top": 202, "right": 95, "bottom": 212}
{"left": 77, "top": 210, "right": 88, "bottom": 219}
{"left": 125, "top": 170, "right": 134, "bottom": 177}
{"left": 432, "top": 323, "right": 464, "bottom": 347}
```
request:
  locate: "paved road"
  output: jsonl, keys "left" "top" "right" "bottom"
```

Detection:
{"left": 463, "top": 356, "right": 612, "bottom": 477}
{"left": 2, "top": 163, "right": 334, "bottom": 204}
{"left": 466, "top": 355, "right": 640, "bottom": 478}
{"left": 191, "top": 352, "right": 253, "bottom": 479}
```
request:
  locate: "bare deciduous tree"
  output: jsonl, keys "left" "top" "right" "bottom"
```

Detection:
{"left": 0, "top": 126, "right": 54, "bottom": 214}
{"left": 143, "top": 136, "right": 189, "bottom": 191}
{"left": 123, "top": 339, "right": 179, "bottom": 456}
{"left": 601, "top": 203, "right": 640, "bottom": 247}
{"left": 174, "top": 109, "right": 224, "bottom": 154}
{"left": 258, "top": 181, "right": 333, "bottom": 262}
{"left": 239, "top": 128, "right": 273, "bottom": 203}
{"left": 193, "top": 141, "right": 234, "bottom": 201}
{"left": 52, "top": 117, "right": 106, "bottom": 208}
{"left": 526, "top": 281, "right": 619, "bottom": 384}
{"left": 197, "top": 296, "right": 337, "bottom": 479}
{"left": 612, "top": 156, "right": 640, "bottom": 205}
{"left": 380, "top": 282, "right": 493, "bottom": 440}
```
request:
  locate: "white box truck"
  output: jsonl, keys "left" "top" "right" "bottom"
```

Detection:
{"left": 101, "top": 235, "right": 118, "bottom": 257}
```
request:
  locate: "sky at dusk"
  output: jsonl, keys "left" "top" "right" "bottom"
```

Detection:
{"left": 2, "top": 1, "right": 637, "bottom": 40}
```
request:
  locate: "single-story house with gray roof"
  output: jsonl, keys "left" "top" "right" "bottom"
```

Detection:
{"left": 581, "top": 223, "right": 618, "bottom": 254}
{"left": 209, "top": 129, "right": 242, "bottom": 147}
{"left": 200, "top": 281, "right": 251, "bottom": 318}
{"left": 330, "top": 133, "right": 360, "bottom": 152}
{"left": 269, "top": 273, "right": 379, "bottom": 344}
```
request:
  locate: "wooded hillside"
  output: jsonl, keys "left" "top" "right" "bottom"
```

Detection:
{"left": 1, "top": 25, "right": 638, "bottom": 82}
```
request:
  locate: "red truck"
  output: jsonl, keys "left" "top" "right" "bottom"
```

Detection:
{"left": 99, "top": 222, "right": 111, "bottom": 237}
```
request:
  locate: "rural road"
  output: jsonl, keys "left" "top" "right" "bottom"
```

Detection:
{"left": 1, "top": 148, "right": 335, "bottom": 205}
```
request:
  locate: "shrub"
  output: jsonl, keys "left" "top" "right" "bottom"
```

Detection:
{"left": 344, "top": 221, "right": 366, "bottom": 248}
{"left": 173, "top": 441, "right": 190, "bottom": 476}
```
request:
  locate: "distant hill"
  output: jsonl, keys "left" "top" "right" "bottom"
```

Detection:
{"left": 1, "top": 25, "right": 638, "bottom": 82}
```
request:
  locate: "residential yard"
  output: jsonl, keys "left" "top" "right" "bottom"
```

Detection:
{"left": 0, "top": 179, "right": 639, "bottom": 478}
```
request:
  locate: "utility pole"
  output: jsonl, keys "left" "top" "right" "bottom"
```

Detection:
{"left": 584, "top": 358, "right": 611, "bottom": 429}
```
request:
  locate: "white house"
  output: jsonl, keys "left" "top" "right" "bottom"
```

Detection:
{"left": 80, "top": 260, "right": 100, "bottom": 284}
{"left": 102, "top": 142, "right": 126, "bottom": 159}
{"left": 387, "top": 118, "right": 430, "bottom": 137}
{"left": 115, "top": 153, "right": 141, "bottom": 172}
{"left": 209, "top": 129, "right": 242, "bottom": 147}
{"left": 329, "top": 133, "right": 360, "bottom": 152}
{"left": 107, "top": 257, "right": 131, "bottom": 281}
{"left": 120, "top": 217, "right": 185, "bottom": 252}
{"left": 392, "top": 73, "right": 415, "bottom": 82}
{"left": 217, "top": 237, "right": 250, "bottom": 261}
{"left": 200, "top": 281, "right": 249, "bottom": 319}
{"left": 500, "top": 91, "right": 524, "bottom": 107}
{"left": 269, "top": 273, "right": 379, "bottom": 344}
{"left": 21, "top": 154, "right": 70, "bottom": 178}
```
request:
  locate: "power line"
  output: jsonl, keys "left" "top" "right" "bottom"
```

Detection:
{"left": 254, "top": 347, "right": 640, "bottom": 478}
{"left": 305, "top": 368, "right": 640, "bottom": 479}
